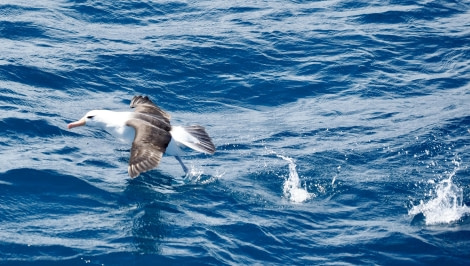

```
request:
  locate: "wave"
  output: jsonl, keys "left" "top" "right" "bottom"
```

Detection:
{"left": 0, "top": 117, "right": 74, "bottom": 138}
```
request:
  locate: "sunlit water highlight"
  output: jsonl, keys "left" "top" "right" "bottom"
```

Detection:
{"left": 0, "top": 0, "right": 469, "bottom": 264}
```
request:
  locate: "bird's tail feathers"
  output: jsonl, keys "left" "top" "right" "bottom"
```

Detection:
{"left": 170, "top": 125, "right": 216, "bottom": 155}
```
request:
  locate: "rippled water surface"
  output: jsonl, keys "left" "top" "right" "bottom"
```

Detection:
{"left": 1, "top": 0, "right": 470, "bottom": 264}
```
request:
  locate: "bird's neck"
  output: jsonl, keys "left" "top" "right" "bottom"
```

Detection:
{"left": 95, "top": 111, "right": 135, "bottom": 144}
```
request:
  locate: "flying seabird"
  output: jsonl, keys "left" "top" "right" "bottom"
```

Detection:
{"left": 67, "top": 95, "right": 216, "bottom": 178}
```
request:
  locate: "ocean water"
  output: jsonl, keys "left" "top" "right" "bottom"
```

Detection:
{"left": 1, "top": 0, "right": 470, "bottom": 264}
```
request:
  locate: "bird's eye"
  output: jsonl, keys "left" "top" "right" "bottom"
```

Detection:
{"left": 87, "top": 115, "right": 95, "bottom": 119}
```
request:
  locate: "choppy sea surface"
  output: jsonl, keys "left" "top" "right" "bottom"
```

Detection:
{"left": 1, "top": 0, "right": 470, "bottom": 264}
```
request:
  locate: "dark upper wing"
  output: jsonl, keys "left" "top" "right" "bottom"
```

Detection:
{"left": 126, "top": 118, "right": 172, "bottom": 178}
{"left": 130, "top": 95, "right": 171, "bottom": 123}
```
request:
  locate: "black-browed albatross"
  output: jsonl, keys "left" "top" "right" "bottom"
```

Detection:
{"left": 67, "top": 95, "right": 216, "bottom": 178}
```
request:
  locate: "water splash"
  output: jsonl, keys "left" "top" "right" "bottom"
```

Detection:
{"left": 183, "top": 165, "right": 223, "bottom": 185}
{"left": 409, "top": 160, "right": 470, "bottom": 225}
{"left": 277, "top": 154, "right": 313, "bottom": 203}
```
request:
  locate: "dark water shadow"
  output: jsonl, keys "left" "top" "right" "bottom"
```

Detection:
{"left": 120, "top": 171, "right": 177, "bottom": 255}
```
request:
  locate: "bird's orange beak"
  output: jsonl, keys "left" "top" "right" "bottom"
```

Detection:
{"left": 67, "top": 118, "right": 86, "bottom": 129}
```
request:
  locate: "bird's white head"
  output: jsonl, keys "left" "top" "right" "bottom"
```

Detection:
{"left": 67, "top": 110, "right": 111, "bottom": 129}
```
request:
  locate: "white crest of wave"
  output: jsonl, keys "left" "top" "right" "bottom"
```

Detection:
{"left": 409, "top": 162, "right": 470, "bottom": 225}
{"left": 277, "top": 154, "right": 313, "bottom": 203}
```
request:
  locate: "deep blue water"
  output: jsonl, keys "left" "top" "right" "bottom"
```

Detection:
{"left": 1, "top": 0, "right": 470, "bottom": 264}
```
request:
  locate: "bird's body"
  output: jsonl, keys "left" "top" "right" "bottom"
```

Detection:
{"left": 68, "top": 96, "right": 215, "bottom": 178}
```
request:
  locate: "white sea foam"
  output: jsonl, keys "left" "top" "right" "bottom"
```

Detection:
{"left": 409, "top": 161, "right": 470, "bottom": 225}
{"left": 277, "top": 154, "right": 313, "bottom": 203}
{"left": 183, "top": 165, "right": 223, "bottom": 185}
